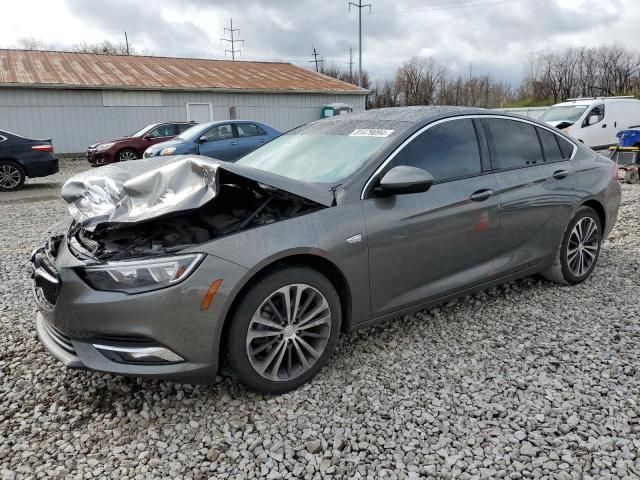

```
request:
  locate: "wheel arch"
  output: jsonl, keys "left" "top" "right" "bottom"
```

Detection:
{"left": 217, "top": 253, "right": 353, "bottom": 368}
{"left": 115, "top": 147, "right": 140, "bottom": 160}
{"left": 581, "top": 198, "right": 606, "bottom": 232}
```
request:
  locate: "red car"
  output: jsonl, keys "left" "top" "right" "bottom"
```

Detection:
{"left": 87, "top": 122, "right": 196, "bottom": 165}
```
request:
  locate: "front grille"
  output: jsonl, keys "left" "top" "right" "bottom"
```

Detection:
{"left": 42, "top": 319, "right": 75, "bottom": 354}
{"left": 31, "top": 237, "right": 62, "bottom": 307}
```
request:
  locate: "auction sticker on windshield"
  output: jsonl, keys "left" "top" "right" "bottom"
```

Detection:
{"left": 349, "top": 129, "right": 395, "bottom": 138}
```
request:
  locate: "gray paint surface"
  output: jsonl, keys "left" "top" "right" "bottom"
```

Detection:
{"left": 0, "top": 87, "right": 366, "bottom": 153}
{"left": 32, "top": 106, "right": 621, "bottom": 385}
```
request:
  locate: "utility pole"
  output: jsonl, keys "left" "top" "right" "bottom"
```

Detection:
{"left": 124, "top": 30, "right": 130, "bottom": 55}
{"left": 220, "top": 18, "right": 244, "bottom": 61}
{"left": 349, "top": 46, "right": 354, "bottom": 84}
{"left": 348, "top": 0, "right": 371, "bottom": 87}
{"left": 309, "top": 46, "right": 324, "bottom": 73}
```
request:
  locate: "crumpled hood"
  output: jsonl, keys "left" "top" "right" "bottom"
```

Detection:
{"left": 61, "top": 155, "right": 334, "bottom": 229}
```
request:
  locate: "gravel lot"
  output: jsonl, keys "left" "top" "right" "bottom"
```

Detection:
{"left": 1, "top": 161, "right": 639, "bottom": 479}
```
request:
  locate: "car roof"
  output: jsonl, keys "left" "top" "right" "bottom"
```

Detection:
{"left": 331, "top": 106, "right": 490, "bottom": 124}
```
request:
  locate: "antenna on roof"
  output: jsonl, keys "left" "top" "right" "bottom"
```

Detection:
{"left": 220, "top": 18, "right": 244, "bottom": 61}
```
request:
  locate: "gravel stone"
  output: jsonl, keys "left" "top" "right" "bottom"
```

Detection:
{"left": 1, "top": 163, "right": 640, "bottom": 478}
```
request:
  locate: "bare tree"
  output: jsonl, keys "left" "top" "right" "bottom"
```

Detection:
{"left": 14, "top": 37, "right": 49, "bottom": 50}
{"left": 72, "top": 40, "right": 135, "bottom": 56}
{"left": 395, "top": 57, "right": 448, "bottom": 106}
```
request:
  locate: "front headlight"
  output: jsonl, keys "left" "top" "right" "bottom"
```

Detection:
{"left": 96, "top": 142, "right": 115, "bottom": 152}
{"left": 160, "top": 147, "right": 176, "bottom": 156}
{"left": 77, "top": 254, "right": 204, "bottom": 294}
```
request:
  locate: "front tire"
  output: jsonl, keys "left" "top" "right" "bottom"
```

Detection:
{"left": 117, "top": 149, "right": 139, "bottom": 162}
{"left": 0, "top": 160, "right": 26, "bottom": 191}
{"left": 226, "top": 266, "right": 341, "bottom": 394}
{"left": 542, "top": 207, "right": 602, "bottom": 285}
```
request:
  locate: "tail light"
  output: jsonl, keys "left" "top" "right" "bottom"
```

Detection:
{"left": 32, "top": 144, "right": 54, "bottom": 153}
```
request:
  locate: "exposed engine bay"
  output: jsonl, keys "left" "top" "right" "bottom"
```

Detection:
{"left": 61, "top": 156, "right": 331, "bottom": 261}
{"left": 70, "top": 183, "right": 323, "bottom": 261}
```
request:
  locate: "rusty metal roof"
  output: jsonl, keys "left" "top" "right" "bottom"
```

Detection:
{"left": 0, "top": 49, "right": 367, "bottom": 94}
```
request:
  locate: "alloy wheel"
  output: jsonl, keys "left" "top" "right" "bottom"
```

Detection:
{"left": 119, "top": 151, "right": 137, "bottom": 161}
{"left": 0, "top": 164, "right": 22, "bottom": 189}
{"left": 567, "top": 217, "right": 599, "bottom": 278}
{"left": 246, "top": 283, "right": 332, "bottom": 382}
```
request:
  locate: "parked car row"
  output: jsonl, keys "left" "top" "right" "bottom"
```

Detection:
{"left": 88, "top": 120, "right": 280, "bottom": 165}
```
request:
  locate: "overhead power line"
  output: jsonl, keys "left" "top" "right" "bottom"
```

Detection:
{"left": 220, "top": 18, "right": 244, "bottom": 61}
{"left": 309, "top": 46, "right": 324, "bottom": 72}
{"left": 348, "top": 0, "right": 372, "bottom": 87}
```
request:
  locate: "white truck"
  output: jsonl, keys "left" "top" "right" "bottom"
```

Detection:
{"left": 539, "top": 96, "right": 640, "bottom": 150}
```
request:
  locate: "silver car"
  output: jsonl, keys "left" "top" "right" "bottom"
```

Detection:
{"left": 31, "top": 107, "right": 621, "bottom": 394}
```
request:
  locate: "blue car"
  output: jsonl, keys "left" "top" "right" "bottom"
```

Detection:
{"left": 143, "top": 121, "right": 280, "bottom": 161}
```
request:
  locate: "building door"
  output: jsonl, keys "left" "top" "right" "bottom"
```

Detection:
{"left": 187, "top": 103, "right": 212, "bottom": 123}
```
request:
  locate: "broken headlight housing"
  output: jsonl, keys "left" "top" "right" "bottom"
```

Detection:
{"left": 77, "top": 254, "right": 204, "bottom": 294}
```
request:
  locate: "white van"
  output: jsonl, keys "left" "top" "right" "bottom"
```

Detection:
{"left": 539, "top": 96, "right": 640, "bottom": 149}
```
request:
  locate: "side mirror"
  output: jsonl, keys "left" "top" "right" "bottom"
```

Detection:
{"left": 588, "top": 115, "right": 600, "bottom": 126}
{"left": 198, "top": 135, "right": 208, "bottom": 144}
{"left": 373, "top": 165, "right": 434, "bottom": 196}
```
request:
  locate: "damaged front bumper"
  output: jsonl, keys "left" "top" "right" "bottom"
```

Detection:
{"left": 31, "top": 236, "right": 249, "bottom": 383}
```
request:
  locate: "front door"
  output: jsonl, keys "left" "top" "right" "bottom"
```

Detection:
{"left": 197, "top": 124, "right": 239, "bottom": 161}
{"left": 364, "top": 118, "right": 501, "bottom": 317}
{"left": 580, "top": 104, "right": 611, "bottom": 148}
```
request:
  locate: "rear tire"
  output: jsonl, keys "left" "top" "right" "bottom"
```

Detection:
{"left": 542, "top": 207, "right": 602, "bottom": 285}
{"left": 226, "top": 266, "right": 341, "bottom": 394}
{"left": 0, "top": 160, "right": 26, "bottom": 191}
{"left": 117, "top": 149, "right": 138, "bottom": 162}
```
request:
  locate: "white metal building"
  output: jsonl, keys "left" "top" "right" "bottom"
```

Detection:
{"left": 0, "top": 50, "right": 368, "bottom": 153}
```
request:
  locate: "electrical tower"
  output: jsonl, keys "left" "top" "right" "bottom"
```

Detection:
{"left": 349, "top": 46, "right": 354, "bottom": 84}
{"left": 348, "top": 0, "right": 371, "bottom": 87}
{"left": 309, "top": 46, "right": 324, "bottom": 72}
{"left": 220, "top": 18, "right": 244, "bottom": 61}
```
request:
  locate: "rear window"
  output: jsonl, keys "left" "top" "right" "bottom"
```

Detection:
{"left": 537, "top": 128, "right": 564, "bottom": 163}
{"left": 237, "top": 124, "right": 266, "bottom": 138}
{"left": 484, "top": 119, "right": 543, "bottom": 169}
{"left": 557, "top": 136, "right": 575, "bottom": 159}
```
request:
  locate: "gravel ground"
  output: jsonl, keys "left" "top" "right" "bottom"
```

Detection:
{"left": 1, "top": 164, "right": 639, "bottom": 479}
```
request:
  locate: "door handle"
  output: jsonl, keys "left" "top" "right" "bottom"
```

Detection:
{"left": 470, "top": 189, "right": 494, "bottom": 202}
{"left": 602, "top": 124, "right": 607, "bottom": 128}
{"left": 231, "top": 141, "right": 238, "bottom": 146}
{"left": 553, "top": 170, "right": 570, "bottom": 180}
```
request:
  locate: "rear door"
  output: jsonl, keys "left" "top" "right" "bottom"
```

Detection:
{"left": 235, "top": 123, "right": 270, "bottom": 157}
{"left": 364, "top": 118, "right": 501, "bottom": 317}
{"left": 482, "top": 117, "right": 577, "bottom": 276}
{"left": 197, "top": 123, "right": 239, "bottom": 161}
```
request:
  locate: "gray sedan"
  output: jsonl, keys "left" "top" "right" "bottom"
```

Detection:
{"left": 31, "top": 106, "right": 621, "bottom": 394}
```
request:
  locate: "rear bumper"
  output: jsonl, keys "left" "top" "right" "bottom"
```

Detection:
{"left": 24, "top": 157, "right": 59, "bottom": 178}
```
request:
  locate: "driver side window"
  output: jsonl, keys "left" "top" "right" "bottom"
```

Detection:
{"left": 392, "top": 119, "right": 482, "bottom": 183}
{"left": 202, "top": 124, "right": 234, "bottom": 142}
{"left": 148, "top": 124, "right": 174, "bottom": 138}
{"left": 582, "top": 104, "right": 605, "bottom": 127}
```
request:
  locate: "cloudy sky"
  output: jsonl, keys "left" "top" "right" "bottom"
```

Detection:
{"left": 1, "top": 0, "right": 638, "bottom": 85}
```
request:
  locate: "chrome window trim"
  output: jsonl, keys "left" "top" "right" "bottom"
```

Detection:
{"left": 0, "top": 135, "right": 6, "bottom": 143}
{"left": 360, "top": 114, "right": 578, "bottom": 200}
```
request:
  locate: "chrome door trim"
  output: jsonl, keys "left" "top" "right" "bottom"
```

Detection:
{"left": 360, "top": 114, "right": 579, "bottom": 200}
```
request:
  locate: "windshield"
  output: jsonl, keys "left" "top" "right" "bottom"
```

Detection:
{"left": 540, "top": 105, "right": 588, "bottom": 123}
{"left": 129, "top": 124, "right": 157, "bottom": 137}
{"left": 176, "top": 123, "right": 211, "bottom": 140}
{"left": 236, "top": 120, "right": 401, "bottom": 184}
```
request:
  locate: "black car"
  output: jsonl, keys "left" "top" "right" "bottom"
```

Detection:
{"left": 0, "top": 129, "right": 59, "bottom": 191}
